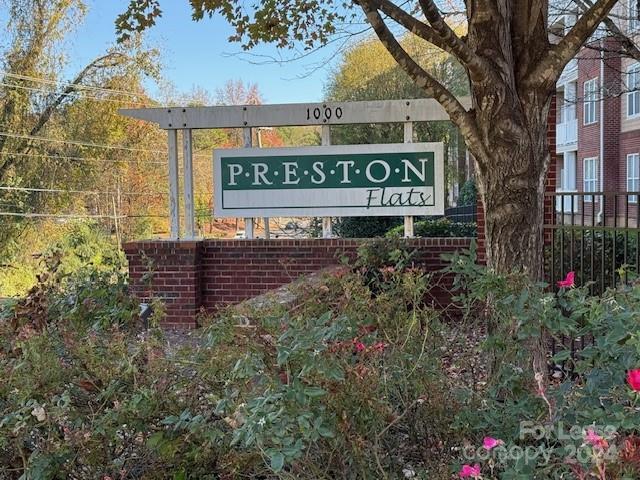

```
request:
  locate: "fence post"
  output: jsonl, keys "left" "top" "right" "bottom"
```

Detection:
{"left": 403, "top": 121, "right": 415, "bottom": 238}
{"left": 321, "top": 125, "right": 332, "bottom": 238}
{"left": 182, "top": 128, "right": 196, "bottom": 239}
{"left": 243, "top": 127, "right": 254, "bottom": 239}
{"left": 167, "top": 129, "right": 180, "bottom": 239}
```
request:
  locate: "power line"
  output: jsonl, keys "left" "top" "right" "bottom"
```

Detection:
{"left": 0, "top": 186, "right": 168, "bottom": 196}
{"left": 0, "top": 131, "right": 166, "bottom": 153}
{"left": 0, "top": 132, "right": 213, "bottom": 159}
{"left": 0, "top": 71, "right": 148, "bottom": 99}
{"left": 0, "top": 150, "right": 166, "bottom": 165}
{"left": 0, "top": 211, "right": 174, "bottom": 219}
{"left": 0, "top": 81, "right": 151, "bottom": 107}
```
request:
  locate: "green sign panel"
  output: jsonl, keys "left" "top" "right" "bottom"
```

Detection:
{"left": 214, "top": 143, "right": 444, "bottom": 218}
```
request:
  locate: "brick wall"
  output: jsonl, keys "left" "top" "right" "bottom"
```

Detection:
{"left": 124, "top": 238, "right": 473, "bottom": 329}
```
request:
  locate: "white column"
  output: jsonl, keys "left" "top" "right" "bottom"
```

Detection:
{"left": 403, "top": 121, "right": 415, "bottom": 238}
{"left": 243, "top": 127, "right": 254, "bottom": 239}
{"left": 182, "top": 128, "right": 196, "bottom": 239}
{"left": 321, "top": 125, "right": 332, "bottom": 239}
{"left": 168, "top": 129, "right": 180, "bottom": 239}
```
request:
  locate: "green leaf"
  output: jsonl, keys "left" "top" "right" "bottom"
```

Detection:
{"left": 269, "top": 451, "right": 285, "bottom": 471}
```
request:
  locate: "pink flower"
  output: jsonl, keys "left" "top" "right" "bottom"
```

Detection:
{"left": 459, "top": 464, "right": 481, "bottom": 478}
{"left": 355, "top": 342, "right": 366, "bottom": 353}
{"left": 373, "top": 342, "right": 387, "bottom": 351}
{"left": 557, "top": 271, "right": 575, "bottom": 288}
{"left": 585, "top": 428, "right": 608, "bottom": 450}
{"left": 627, "top": 369, "right": 640, "bottom": 391}
{"left": 482, "top": 436, "right": 504, "bottom": 450}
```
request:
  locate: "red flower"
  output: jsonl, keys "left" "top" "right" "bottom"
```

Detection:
{"left": 584, "top": 428, "right": 608, "bottom": 450}
{"left": 557, "top": 271, "right": 575, "bottom": 288}
{"left": 355, "top": 342, "right": 366, "bottom": 353}
{"left": 459, "top": 464, "right": 481, "bottom": 479}
{"left": 627, "top": 369, "right": 640, "bottom": 391}
{"left": 373, "top": 342, "right": 387, "bottom": 351}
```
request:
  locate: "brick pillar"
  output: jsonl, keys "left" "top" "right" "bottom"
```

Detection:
{"left": 124, "top": 240, "right": 203, "bottom": 329}
{"left": 545, "top": 95, "right": 558, "bottom": 247}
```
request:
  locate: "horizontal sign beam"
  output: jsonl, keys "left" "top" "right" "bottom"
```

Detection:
{"left": 120, "top": 98, "right": 470, "bottom": 130}
{"left": 214, "top": 143, "right": 445, "bottom": 218}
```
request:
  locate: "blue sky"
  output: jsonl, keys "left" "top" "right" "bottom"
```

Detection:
{"left": 69, "top": 0, "right": 346, "bottom": 104}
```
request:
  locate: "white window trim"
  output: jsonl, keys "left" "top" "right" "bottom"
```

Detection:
{"left": 583, "top": 157, "right": 598, "bottom": 203}
{"left": 583, "top": 78, "right": 598, "bottom": 126}
{"left": 627, "top": 153, "right": 640, "bottom": 204}
{"left": 627, "top": 63, "right": 640, "bottom": 119}
{"left": 630, "top": 0, "right": 640, "bottom": 32}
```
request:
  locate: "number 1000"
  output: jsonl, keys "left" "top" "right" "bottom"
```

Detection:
{"left": 306, "top": 106, "right": 343, "bottom": 121}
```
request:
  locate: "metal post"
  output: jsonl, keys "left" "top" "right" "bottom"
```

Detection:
{"left": 182, "top": 128, "right": 196, "bottom": 239}
{"left": 243, "top": 127, "right": 254, "bottom": 239}
{"left": 168, "top": 129, "right": 180, "bottom": 239}
{"left": 321, "top": 125, "right": 332, "bottom": 239}
{"left": 403, "top": 121, "right": 415, "bottom": 238}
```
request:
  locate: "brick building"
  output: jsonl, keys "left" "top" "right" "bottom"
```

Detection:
{"left": 553, "top": 1, "right": 640, "bottom": 225}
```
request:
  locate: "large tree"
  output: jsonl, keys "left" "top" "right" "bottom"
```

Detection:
{"left": 116, "top": 0, "right": 628, "bottom": 278}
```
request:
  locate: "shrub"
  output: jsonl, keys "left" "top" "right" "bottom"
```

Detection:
{"left": 1, "top": 242, "right": 463, "bottom": 479}
{"left": 458, "top": 179, "right": 477, "bottom": 207}
{"left": 332, "top": 216, "right": 403, "bottom": 238}
{"left": 445, "top": 247, "right": 640, "bottom": 479}
{"left": 386, "top": 217, "right": 477, "bottom": 238}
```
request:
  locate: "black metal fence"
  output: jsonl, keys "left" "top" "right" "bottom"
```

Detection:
{"left": 545, "top": 191, "right": 640, "bottom": 294}
{"left": 546, "top": 191, "right": 640, "bottom": 373}
{"left": 443, "top": 204, "right": 477, "bottom": 223}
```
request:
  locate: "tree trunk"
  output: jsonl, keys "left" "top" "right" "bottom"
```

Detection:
{"left": 474, "top": 97, "right": 552, "bottom": 280}
{"left": 468, "top": 92, "right": 554, "bottom": 379}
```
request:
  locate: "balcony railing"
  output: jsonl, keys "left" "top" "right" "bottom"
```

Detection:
{"left": 557, "top": 118, "right": 578, "bottom": 146}
{"left": 555, "top": 190, "right": 579, "bottom": 213}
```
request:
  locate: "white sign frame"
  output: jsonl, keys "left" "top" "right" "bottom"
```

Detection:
{"left": 213, "top": 142, "right": 444, "bottom": 218}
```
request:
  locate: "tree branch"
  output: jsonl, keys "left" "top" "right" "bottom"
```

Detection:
{"left": 369, "top": 0, "right": 488, "bottom": 77}
{"left": 0, "top": 52, "right": 130, "bottom": 182}
{"left": 359, "top": 0, "right": 487, "bottom": 159}
{"left": 419, "top": 0, "right": 472, "bottom": 62}
{"left": 530, "top": 0, "right": 618, "bottom": 86}
{"left": 575, "top": 0, "right": 640, "bottom": 63}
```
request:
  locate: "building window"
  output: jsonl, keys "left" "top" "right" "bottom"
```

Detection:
{"left": 630, "top": 0, "right": 640, "bottom": 31}
{"left": 584, "top": 78, "right": 598, "bottom": 125}
{"left": 628, "top": 153, "right": 640, "bottom": 203}
{"left": 628, "top": 63, "right": 640, "bottom": 118}
{"left": 583, "top": 157, "right": 598, "bottom": 202}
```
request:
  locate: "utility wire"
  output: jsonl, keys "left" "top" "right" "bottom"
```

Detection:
{"left": 0, "top": 186, "right": 168, "bottom": 196}
{"left": 0, "top": 150, "right": 166, "bottom": 165}
{"left": 0, "top": 71, "right": 149, "bottom": 98}
{"left": 0, "top": 132, "right": 213, "bottom": 159}
{"left": 0, "top": 81, "right": 151, "bottom": 107}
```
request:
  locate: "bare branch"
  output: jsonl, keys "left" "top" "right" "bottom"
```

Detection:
{"left": 359, "top": 0, "right": 488, "bottom": 160}
{"left": 370, "top": 0, "right": 486, "bottom": 75}
{"left": 575, "top": 0, "right": 640, "bottom": 63}
{"left": 531, "top": 0, "right": 618, "bottom": 86}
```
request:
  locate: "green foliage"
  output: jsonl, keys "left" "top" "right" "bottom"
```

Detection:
{"left": 333, "top": 215, "right": 403, "bottom": 238}
{"left": 547, "top": 229, "right": 640, "bottom": 294}
{"left": 444, "top": 247, "right": 640, "bottom": 479}
{"left": 458, "top": 179, "right": 477, "bottom": 207}
{"left": 1, "top": 242, "right": 461, "bottom": 479}
{"left": 1, "top": 221, "right": 138, "bottom": 331}
{"left": 386, "top": 217, "right": 477, "bottom": 238}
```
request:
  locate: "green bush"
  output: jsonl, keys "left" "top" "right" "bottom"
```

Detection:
{"left": 458, "top": 179, "right": 477, "bottom": 207}
{"left": 386, "top": 217, "right": 477, "bottom": 238}
{"left": 444, "top": 246, "right": 640, "bottom": 479}
{"left": 0, "top": 242, "right": 461, "bottom": 479}
{"left": 332, "top": 216, "right": 403, "bottom": 238}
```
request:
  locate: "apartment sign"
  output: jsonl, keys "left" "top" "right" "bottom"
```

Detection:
{"left": 213, "top": 143, "right": 444, "bottom": 218}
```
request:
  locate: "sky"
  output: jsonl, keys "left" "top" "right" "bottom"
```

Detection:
{"left": 68, "top": 0, "right": 347, "bottom": 104}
